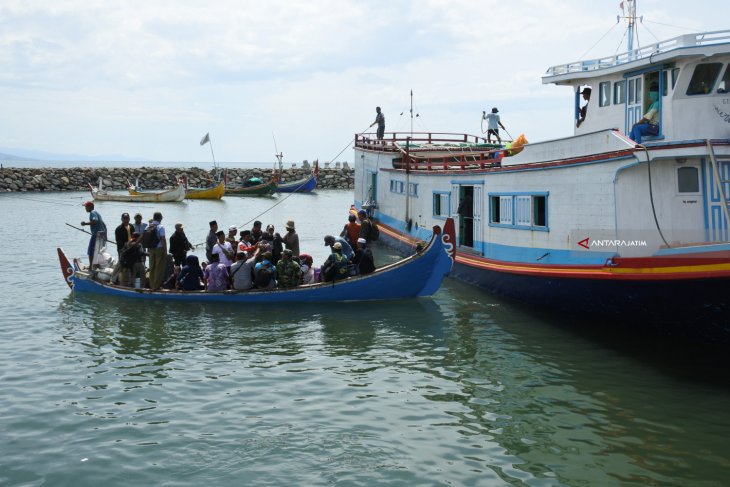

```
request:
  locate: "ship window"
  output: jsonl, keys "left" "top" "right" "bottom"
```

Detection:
{"left": 686, "top": 63, "right": 722, "bottom": 95}
{"left": 489, "top": 194, "right": 548, "bottom": 230}
{"left": 671, "top": 68, "right": 680, "bottom": 89}
{"left": 677, "top": 166, "right": 700, "bottom": 193}
{"left": 662, "top": 71, "right": 668, "bottom": 96}
{"left": 599, "top": 82, "right": 611, "bottom": 107}
{"left": 533, "top": 196, "right": 547, "bottom": 227}
{"left": 408, "top": 183, "right": 418, "bottom": 197}
{"left": 628, "top": 79, "right": 635, "bottom": 103}
{"left": 614, "top": 80, "right": 626, "bottom": 104}
{"left": 718, "top": 65, "right": 730, "bottom": 94}
{"left": 433, "top": 193, "right": 449, "bottom": 217}
{"left": 490, "top": 196, "right": 501, "bottom": 223}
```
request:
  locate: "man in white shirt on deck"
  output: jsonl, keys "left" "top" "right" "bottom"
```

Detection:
{"left": 212, "top": 230, "right": 235, "bottom": 269}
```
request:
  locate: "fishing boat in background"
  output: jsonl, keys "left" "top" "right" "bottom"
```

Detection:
{"left": 226, "top": 175, "right": 278, "bottom": 196}
{"left": 128, "top": 175, "right": 225, "bottom": 200}
{"left": 276, "top": 153, "right": 318, "bottom": 193}
{"left": 352, "top": 2, "right": 730, "bottom": 341}
{"left": 90, "top": 178, "right": 186, "bottom": 203}
{"left": 56, "top": 218, "right": 455, "bottom": 303}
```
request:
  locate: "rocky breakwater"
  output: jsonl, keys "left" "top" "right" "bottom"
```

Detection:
{"left": 0, "top": 166, "right": 354, "bottom": 192}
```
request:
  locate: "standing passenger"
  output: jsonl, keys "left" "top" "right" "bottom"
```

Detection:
{"left": 212, "top": 230, "right": 235, "bottom": 268}
{"left": 114, "top": 212, "right": 134, "bottom": 258}
{"left": 370, "top": 106, "right": 385, "bottom": 140}
{"left": 80, "top": 201, "right": 106, "bottom": 268}
{"left": 340, "top": 214, "right": 361, "bottom": 248}
{"left": 147, "top": 211, "right": 166, "bottom": 290}
{"left": 282, "top": 220, "right": 300, "bottom": 257}
{"left": 169, "top": 223, "right": 194, "bottom": 267}
{"left": 205, "top": 220, "right": 218, "bottom": 262}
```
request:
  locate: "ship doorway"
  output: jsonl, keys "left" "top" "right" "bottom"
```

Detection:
{"left": 457, "top": 186, "right": 474, "bottom": 247}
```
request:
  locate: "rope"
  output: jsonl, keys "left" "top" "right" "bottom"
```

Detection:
{"left": 578, "top": 20, "right": 620, "bottom": 61}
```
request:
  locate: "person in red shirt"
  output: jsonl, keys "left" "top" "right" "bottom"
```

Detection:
{"left": 340, "top": 214, "right": 361, "bottom": 248}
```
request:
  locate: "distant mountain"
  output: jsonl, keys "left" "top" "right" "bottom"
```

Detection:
{"left": 0, "top": 147, "right": 149, "bottom": 162}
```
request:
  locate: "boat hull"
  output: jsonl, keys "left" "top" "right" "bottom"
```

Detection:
{"left": 186, "top": 181, "right": 225, "bottom": 199}
{"left": 277, "top": 175, "right": 317, "bottom": 193}
{"left": 226, "top": 178, "right": 278, "bottom": 196}
{"left": 57, "top": 219, "right": 455, "bottom": 303}
{"left": 94, "top": 184, "right": 186, "bottom": 202}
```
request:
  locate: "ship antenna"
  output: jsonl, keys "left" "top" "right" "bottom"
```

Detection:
{"left": 620, "top": 0, "right": 643, "bottom": 59}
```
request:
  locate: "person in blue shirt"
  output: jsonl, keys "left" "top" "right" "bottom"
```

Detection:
{"left": 81, "top": 201, "right": 106, "bottom": 268}
{"left": 324, "top": 234, "right": 353, "bottom": 260}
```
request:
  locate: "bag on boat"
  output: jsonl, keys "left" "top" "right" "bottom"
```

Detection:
{"left": 370, "top": 222, "right": 380, "bottom": 241}
{"left": 142, "top": 224, "right": 159, "bottom": 249}
{"left": 254, "top": 266, "right": 273, "bottom": 288}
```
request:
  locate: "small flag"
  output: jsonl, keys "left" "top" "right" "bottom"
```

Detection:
{"left": 200, "top": 133, "right": 210, "bottom": 146}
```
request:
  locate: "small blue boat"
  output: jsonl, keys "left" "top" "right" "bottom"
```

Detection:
{"left": 277, "top": 160, "right": 318, "bottom": 193}
{"left": 57, "top": 219, "right": 455, "bottom": 303}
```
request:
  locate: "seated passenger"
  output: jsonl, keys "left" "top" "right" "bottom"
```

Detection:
{"left": 629, "top": 88, "right": 660, "bottom": 144}
{"left": 299, "top": 254, "right": 316, "bottom": 284}
{"left": 352, "top": 237, "right": 376, "bottom": 275}
{"left": 204, "top": 253, "right": 229, "bottom": 291}
{"left": 321, "top": 242, "right": 349, "bottom": 282}
{"left": 277, "top": 249, "right": 303, "bottom": 288}
{"left": 254, "top": 251, "right": 277, "bottom": 290}
{"left": 230, "top": 248, "right": 259, "bottom": 291}
{"left": 178, "top": 254, "right": 204, "bottom": 291}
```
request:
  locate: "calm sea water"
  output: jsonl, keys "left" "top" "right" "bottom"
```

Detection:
{"left": 1, "top": 190, "right": 729, "bottom": 486}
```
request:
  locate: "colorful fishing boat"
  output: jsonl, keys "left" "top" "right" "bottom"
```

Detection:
{"left": 56, "top": 218, "right": 455, "bottom": 302}
{"left": 226, "top": 175, "right": 278, "bottom": 196}
{"left": 352, "top": 3, "right": 730, "bottom": 340}
{"left": 129, "top": 176, "right": 225, "bottom": 200}
{"left": 91, "top": 179, "right": 186, "bottom": 203}
{"left": 277, "top": 158, "right": 318, "bottom": 193}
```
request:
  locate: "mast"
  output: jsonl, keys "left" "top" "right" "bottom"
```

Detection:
{"left": 621, "top": 0, "right": 640, "bottom": 60}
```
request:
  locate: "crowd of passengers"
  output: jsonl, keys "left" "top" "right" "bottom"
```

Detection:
{"left": 105, "top": 209, "right": 377, "bottom": 292}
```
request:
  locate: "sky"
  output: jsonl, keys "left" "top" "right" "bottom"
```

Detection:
{"left": 0, "top": 0, "right": 726, "bottom": 164}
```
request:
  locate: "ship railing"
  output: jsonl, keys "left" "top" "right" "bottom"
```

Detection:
{"left": 354, "top": 132, "right": 492, "bottom": 152}
{"left": 544, "top": 29, "right": 730, "bottom": 77}
{"left": 395, "top": 147, "right": 504, "bottom": 171}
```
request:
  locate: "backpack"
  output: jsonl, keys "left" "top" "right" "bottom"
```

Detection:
{"left": 370, "top": 221, "right": 380, "bottom": 241}
{"left": 142, "top": 224, "right": 159, "bottom": 248}
{"left": 255, "top": 265, "right": 273, "bottom": 288}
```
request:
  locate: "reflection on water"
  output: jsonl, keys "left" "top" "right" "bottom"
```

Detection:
{"left": 3, "top": 191, "right": 730, "bottom": 486}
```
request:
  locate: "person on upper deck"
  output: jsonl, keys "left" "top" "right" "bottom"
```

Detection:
{"left": 370, "top": 107, "right": 385, "bottom": 140}
{"left": 483, "top": 107, "right": 506, "bottom": 144}
{"left": 576, "top": 87, "right": 591, "bottom": 128}
{"left": 629, "top": 84, "right": 660, "bottom": 144}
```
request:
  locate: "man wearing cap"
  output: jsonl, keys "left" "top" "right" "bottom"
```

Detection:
{"left": 482, "top": 107, "right": 507, "bottom": 144}
{"left": 205, "top": 220, "right": 218, "bottom": 262}
{"left": 282, "top": 220, "right": 300, "bottom": 257}
{"left": 321, "top": 242, "right": 349, "bottom": 282}
{"left": 276, "top": 249, "right": 302, "bottom": 288}
{"left": 226, "top": 225, "right": 238, "bottom": 250}
{"left": 147, "top": 211, "right": 167, "bottom": 290}
{"left": 80, "top": 201, "right": 106, "bottom": 268}
{"left": 324, "top": 234, "right": 353, "bottom": 260}
{"left": 353, "top": 237, "right": 375, "bottom": 275}
{"left": 114, "top": 213, "right": 134, "bottom": 258}
{"left": 169, "top": 223, "right": 194, "bottom": 267}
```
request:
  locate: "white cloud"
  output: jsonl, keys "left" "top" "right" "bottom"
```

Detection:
{"left": 0, "top": 0, "right": 725, "bottom": 162}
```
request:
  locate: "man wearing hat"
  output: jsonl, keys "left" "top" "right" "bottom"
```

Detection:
{"left": 282, "top": 220, "right": 300, "bottom": 257}
{"left": 226, "top": 225, "right": 239, "bottom": 250}
{"left": 205, "top": 220, "right": 218, "bottom": 262}
{"left": 321, "top": 241, "right": 349, "bottom": 282}
{"left": 169, "top": 222, "right": 194, "bottom": 267}
{"left": 276, "top": 248, "right": 302, "bottom": 288}
{"left": 324, "top": 234, "right": 353, "bottom": 260}
{"left": 482, "top": 107, "right": 507, "bottom": 144}
{"left": 114, "top": 212, "right": 134, "bottom": 259}
{"left": 80, "top": 201, "right": 106, "bottom": 268}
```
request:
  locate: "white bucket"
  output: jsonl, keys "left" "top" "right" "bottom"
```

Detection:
{"left": 134, "top": 278, "right": 142, "bottom": 289}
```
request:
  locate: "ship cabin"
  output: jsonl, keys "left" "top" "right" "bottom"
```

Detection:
{"left": 547, "top": 30, "right": 730, "bottom": 143}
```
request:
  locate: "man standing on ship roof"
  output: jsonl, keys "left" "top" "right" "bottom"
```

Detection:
{"left": 483, "top": 107, "right": 507, "bottom": 144}
{"left": 370, "top": 106, "right": 385, "bottom": 140}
